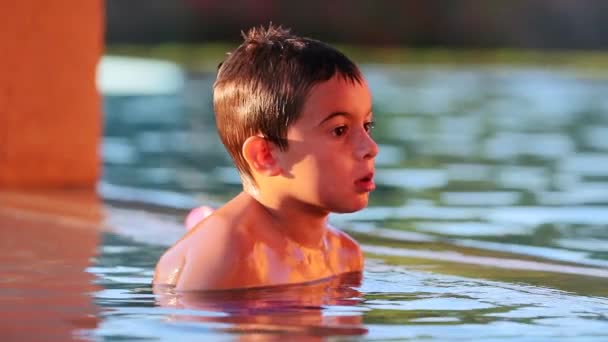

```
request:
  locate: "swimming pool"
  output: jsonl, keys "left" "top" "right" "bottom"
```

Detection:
{"left": 2, "top": 63, "right": 608, "bottom": 341}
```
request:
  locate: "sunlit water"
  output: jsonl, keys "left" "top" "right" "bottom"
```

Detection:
{"left": 45, "top": 64, "right": 608, "bottom": 340}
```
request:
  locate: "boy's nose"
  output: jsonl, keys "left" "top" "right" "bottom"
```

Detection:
{"left": 356, "top": 131, "right": 379, "bottom": 160}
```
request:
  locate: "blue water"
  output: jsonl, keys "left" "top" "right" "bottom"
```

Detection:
{"left": 6, "top": 62, "right": 608, "bottom": 341}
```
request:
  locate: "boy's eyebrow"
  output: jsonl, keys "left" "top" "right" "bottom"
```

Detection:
{"left": 318, "top": 112, "right": 348, "bottom": 126}
{"left": 317, "top": 110, "right": 373, "bottom": 126}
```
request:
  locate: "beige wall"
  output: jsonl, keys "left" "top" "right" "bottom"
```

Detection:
{"left": 0, "top": 1, "right": 104, "bottom": 188}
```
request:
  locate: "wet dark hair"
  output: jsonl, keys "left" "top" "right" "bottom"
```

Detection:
{"left": 213, "top": 24, "right": 362, "bottom": 186}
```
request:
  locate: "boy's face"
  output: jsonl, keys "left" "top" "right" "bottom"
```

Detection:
{"left": 274, "top": 75, "right": 378, "bottom": 213}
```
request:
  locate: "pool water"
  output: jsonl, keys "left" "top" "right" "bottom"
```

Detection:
{"left": 90, "top": 226, "right": 608, "bottom": 341}
{"left": 2, "top": 63, "right": 608, "bottom": 341}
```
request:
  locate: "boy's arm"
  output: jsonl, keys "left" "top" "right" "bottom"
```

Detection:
{"left": 175, "top": 218, "right": 244, "bottom": 291}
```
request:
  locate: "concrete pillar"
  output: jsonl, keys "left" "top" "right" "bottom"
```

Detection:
{"left": 0, "top": 1, "right": 104, "bottom": 188}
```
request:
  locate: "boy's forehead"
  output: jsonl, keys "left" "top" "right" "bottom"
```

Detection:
{"left": 299, "top": 76, "right": 372, "bottom": 120}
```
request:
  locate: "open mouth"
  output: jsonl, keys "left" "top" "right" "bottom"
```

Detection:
{"left": 359, "top": 175, "right": 372, "bottom": 182}
{"left": 354, "top": 173, "right": 375, "bottom": 192}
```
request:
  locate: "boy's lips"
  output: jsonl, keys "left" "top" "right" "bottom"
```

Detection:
{"left": 354, "top": 172, "right": 375, "bottom": 192}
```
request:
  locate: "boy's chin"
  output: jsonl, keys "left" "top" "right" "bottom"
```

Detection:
{"left": 328, "top": 199, "right": 369, "bottom": 214}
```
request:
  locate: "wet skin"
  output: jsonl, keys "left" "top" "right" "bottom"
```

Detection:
{"left": 154, "top": 75, "right": 378, "bottom": 291}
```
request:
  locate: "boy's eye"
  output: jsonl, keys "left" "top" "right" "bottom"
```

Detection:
{"left": 364, "top": 121, "right": 376, "bottom": 133}
{"left": 332, "top": 126, "right": 348, "bottom": 137}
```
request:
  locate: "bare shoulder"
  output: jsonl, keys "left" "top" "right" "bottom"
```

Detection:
{"left": 154, "top": 212, "right": 250, "bottom": 291}
{"left": 327, "top": 225, "right": 364, "bottom": 272}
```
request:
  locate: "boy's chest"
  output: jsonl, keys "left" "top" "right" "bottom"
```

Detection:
{"left": 246, "top": 242, "right": 350, "bottom": 285}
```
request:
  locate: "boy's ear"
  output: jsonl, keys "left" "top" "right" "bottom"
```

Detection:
{"left": 242, "top": 136, "right": 282, "bottom": 177}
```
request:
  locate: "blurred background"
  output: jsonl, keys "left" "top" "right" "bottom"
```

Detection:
{"left": 100, "top": 0, "right": 608, "bottom": 211}
{"left": 106, "top": 0, "right": 608, "bottom": 49}
{"left": 99, "top": 0, "right": 608, "bottom": 285}
{"left": 99, "top": 0, "right": 608, "bottom": 282}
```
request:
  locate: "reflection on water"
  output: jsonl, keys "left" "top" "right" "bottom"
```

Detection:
{"left": 98, "top": 63, "right": 608, "bottom": 339}
{"left": 155, "top": 272, "right": 367, "bottom": 338}
{"left": 0, "top": 191, "right": 103, "bottom": 341}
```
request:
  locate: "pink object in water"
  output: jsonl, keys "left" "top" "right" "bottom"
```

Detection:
{"left": 185, "top": 206, "right": 215, "bottom": 230}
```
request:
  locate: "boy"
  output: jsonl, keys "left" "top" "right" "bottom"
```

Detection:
{"left": 154, "top": 25, "right": 378, "bottom": 291}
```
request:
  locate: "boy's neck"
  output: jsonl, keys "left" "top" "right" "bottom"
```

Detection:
{"left": 243, "top": 191, "right": 329, "bottom": 248}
